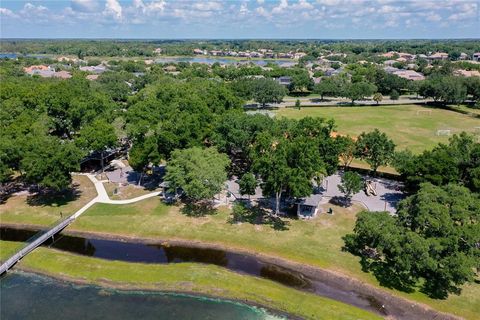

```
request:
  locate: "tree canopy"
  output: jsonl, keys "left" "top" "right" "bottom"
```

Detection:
{"left": 355, "top": 129, "right": 395, "bottom": 174}
{"left": 164, "top": 147, "right": 230, "bottom": 202}
{"left": 344, "top": 183, "right": 480, "bottom": 298}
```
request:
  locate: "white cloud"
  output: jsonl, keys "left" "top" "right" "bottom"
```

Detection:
{"left": 316, "top": 0, "right": 342, "bottom": 5}
{"left": 104, "top": 0, "right": 122, "bottom": 21}
{"left": 192, "top": 1, "right": 223, "bottom": 11}
{"left": 256, "top": 6, "right": 271, "bottom": 18}
{"left": 272, "top": 0, "right": 288, "bottom": 14}
{"left": 239, "top": 3, "right": 249, "bottom": 15}
{"left": 0, "top": 7, "right": 18, "bottom": 18}
{"left": 257, "top": 0, "right": 265, "bottom": 4}
{"left": 426, "top": 13, "right": 442, "bottom": 22}
{"left": 132, "top": 0, "right": 165, "bottom": 15}
{"left": 71, "top": 0, "right": 100, "bottom": 13}
{"left": 295, "top": 0, "right": 314, "bottom": 10}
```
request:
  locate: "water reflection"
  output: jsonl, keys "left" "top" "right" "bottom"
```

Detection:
{"left": 0, "top": 227, "right": 385, "bottom": 316}
{"left": 1, "top": 272, "right": 282, "bottom": 320}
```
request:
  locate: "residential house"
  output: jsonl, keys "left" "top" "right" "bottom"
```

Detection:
{"left": 380, "top": 51, "right": 397, "bottom": 58}
{"left": 23, "top": 65, "right": 52, "bottom": 74}
{"left": 79, "top": 65, "right": 107, "bottom": 74}
{"left": 453, "top": 69, "right": 480, "bottom": 77}
{"left": 383, "top": 66, "right": 400, "bottom": 74}
{"left": 459, "top": 53, "right": 469, "bottom": 60}
{"left": 250, "top": 51, "right": 264, "bottom": 58}
{"left": 294, "top": 52, "right": 307, "bottom": 60}
{"left": 392, "top": 70, "right": 425, "bottom": 81}
{"left": 210, "top": 50, "right": 223, "bottom": 56}
{"left": 428, "top": 52, "right": 449, "bottom": 61}
{"left": 398, "top": 52, "right": 415, "bottom": 61}
{"left": 86, "top": 74, "right": 99, "bottom": 81}
{"left": 276, "top": 76, "right": 292, "bottom": 86}
{"left": 383, "top": 60, "right": 397, "bottom": 67}
{"left": 473, "top": 53, "right": 480, "bottom": 62}
{"left": 154, "top": 48, "right": 162, "bottom": 54}
{"left": 406, "top": 63, "right": 418, "bottom": 70}
{"left": 53, "top": 71, "right": 72, "bottom": 79}
{"left": 278, "top": 62, "right": 297, "bottom": 68}
{"left": 264, "top": 51, "right": 275, "bottom": 59}
{"left": 193, "top": 48, "right": 205, "bottom": 55}
{"left": 163, "top": 65, "right": 177, "bottom": 74}
{"left": 278, "top": 52, "right": 293, "bottom": 59}
{"left": 324, "top": 68, "right": 342, "bottom": 76}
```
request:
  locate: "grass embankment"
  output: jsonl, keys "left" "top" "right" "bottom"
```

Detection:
{"left": 0, "top": 241, "right": 378, "bottom": 320}
{"left": 0, "top": 240, "right": 22, "bottom": 262}
{"left": 103, "top": 182, "right": 160, "bottom": 201}
{"left": 277, "top": 104, "right": 480, "bottom": 153}
{"left": 68, "top": 200, "right": 480, "bottom": 319}
{"left": 0, "top": 175, "right": 97, "bottom": 226}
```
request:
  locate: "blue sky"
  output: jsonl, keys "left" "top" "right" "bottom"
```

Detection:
{"left": 0, "top": 0, "right": 479, "bottom": 39}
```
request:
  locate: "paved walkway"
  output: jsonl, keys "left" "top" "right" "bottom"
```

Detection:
{"left": 0, "top": 173, "right": 161, "bottom": 274}
{"left": 320, "top": 174, "right": 404, "bottom": 214}
{"left": 85, "top": 174, "right": 161, "bottom": 204}
{"left": 225, "top": 173, "right": 404, "bottom": 214}
{"left": 274, "top": 96, "right": 431, "bottom": 108}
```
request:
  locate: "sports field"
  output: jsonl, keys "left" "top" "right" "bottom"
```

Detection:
{"left": 277, "top": 105, "right": 480, "bottom": 153}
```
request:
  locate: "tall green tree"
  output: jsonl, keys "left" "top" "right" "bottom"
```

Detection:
{"left": 76, "top": 119, "right": 118, "bottom": 171}
{"left": 372, "top": 92, "right": 383, "bottom": 105}
{"left": 338, "top": 171, "right": 363, "bottom": 204}
{"left": 165, "top": 147, "right": 230, "bottom": 202}
{"left": 252, "top": 127, "right": 325, "bottom": 215}
{"left": 355, "top": 129, "right": 395, "bottom": 174}
{"left": 336, "top": 135, "right": 356, "bottom": 168}
{"left": 344, "top": 183, "right": 480, "bottom": 298}
{"left": 313, "top": 78, "right": 339, "bottom": 100}
{"left": 252, "top": 78, "right": 287, "bottom": 107}
{"left": 238, "top": 172, "right": 257, "bottom": 201}
{"left": 344, "top": 81, "right": 377, "bottom": 104}
{"left": 393, "top": 133, "right": 480, "bottom": 192}
{"left": 21, "top": 136, "right": 83, "bottom": 191}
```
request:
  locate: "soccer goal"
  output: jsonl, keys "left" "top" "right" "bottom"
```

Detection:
{"left": 436, "top": 129, "right": 451, "bottom": 136}
{"left": 416, "top": 110, "right": 432, "bottom": 116}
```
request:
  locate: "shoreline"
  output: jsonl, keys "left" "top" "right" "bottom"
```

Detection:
{"left": 1, "top": 222, "right": 461, "bottom": 320}
{"left": 5, "top": 268, "right": 297, "bottom": 320}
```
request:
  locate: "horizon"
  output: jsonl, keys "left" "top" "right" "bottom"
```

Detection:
{"left": 1, "top": 0, "right": 479, "bottom": 39}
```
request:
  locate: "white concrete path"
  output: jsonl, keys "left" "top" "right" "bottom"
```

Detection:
{"left": 84, "top": 173, "right": 161, "bottom": 204}
{"left": 0, "top": 173, "right": 161, "bottom": 274}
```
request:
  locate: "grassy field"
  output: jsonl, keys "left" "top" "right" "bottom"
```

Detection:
{"left": 0, "top": 241, "right": 378, "bottom": 320}
{"left": 0, "top": 175, "right": 97, "bottom": 226}
{"left": 277, "top": 104, "right": 480, "bottom": 153}
{"left": 103, "top": 182, "right": 161, "bottom": 200}
{"left": 67, "top": 199, "right": 480, "bottom": 320}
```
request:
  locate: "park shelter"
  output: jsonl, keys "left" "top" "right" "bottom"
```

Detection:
{"left": 296, "top": 194, "right": 323, "bottom": 219}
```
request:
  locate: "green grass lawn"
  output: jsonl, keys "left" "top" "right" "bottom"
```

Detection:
{"left": 0, "top": 241, "right": 378, "bottom": 320}
{"left": 277, "top": 104, "right": 480, "bottom": 153}
{"left": 68, "top": 199, "right": 480, "bottom": 320}
{"left": 0, "top": 175, "right": 97, "bottom": 226}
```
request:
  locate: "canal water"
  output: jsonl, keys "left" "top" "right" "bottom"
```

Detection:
{"left": 0, "top": 227, "right": 386, "bottom": 317}
{"left": 0, "top": 272, "right": 284, "bottom": 320}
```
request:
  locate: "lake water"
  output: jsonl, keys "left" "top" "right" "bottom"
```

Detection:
{"left": 0, "top": 53, "right": 47, "bottom": 59}
{"left": 0, "top": 272, "right": 284, "bottom": 320}
{"left": 0, "top": 227, "right": 386, "bottom": 316}
{"left": 155, "top": 57, "right": 295, "bottom": 66}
